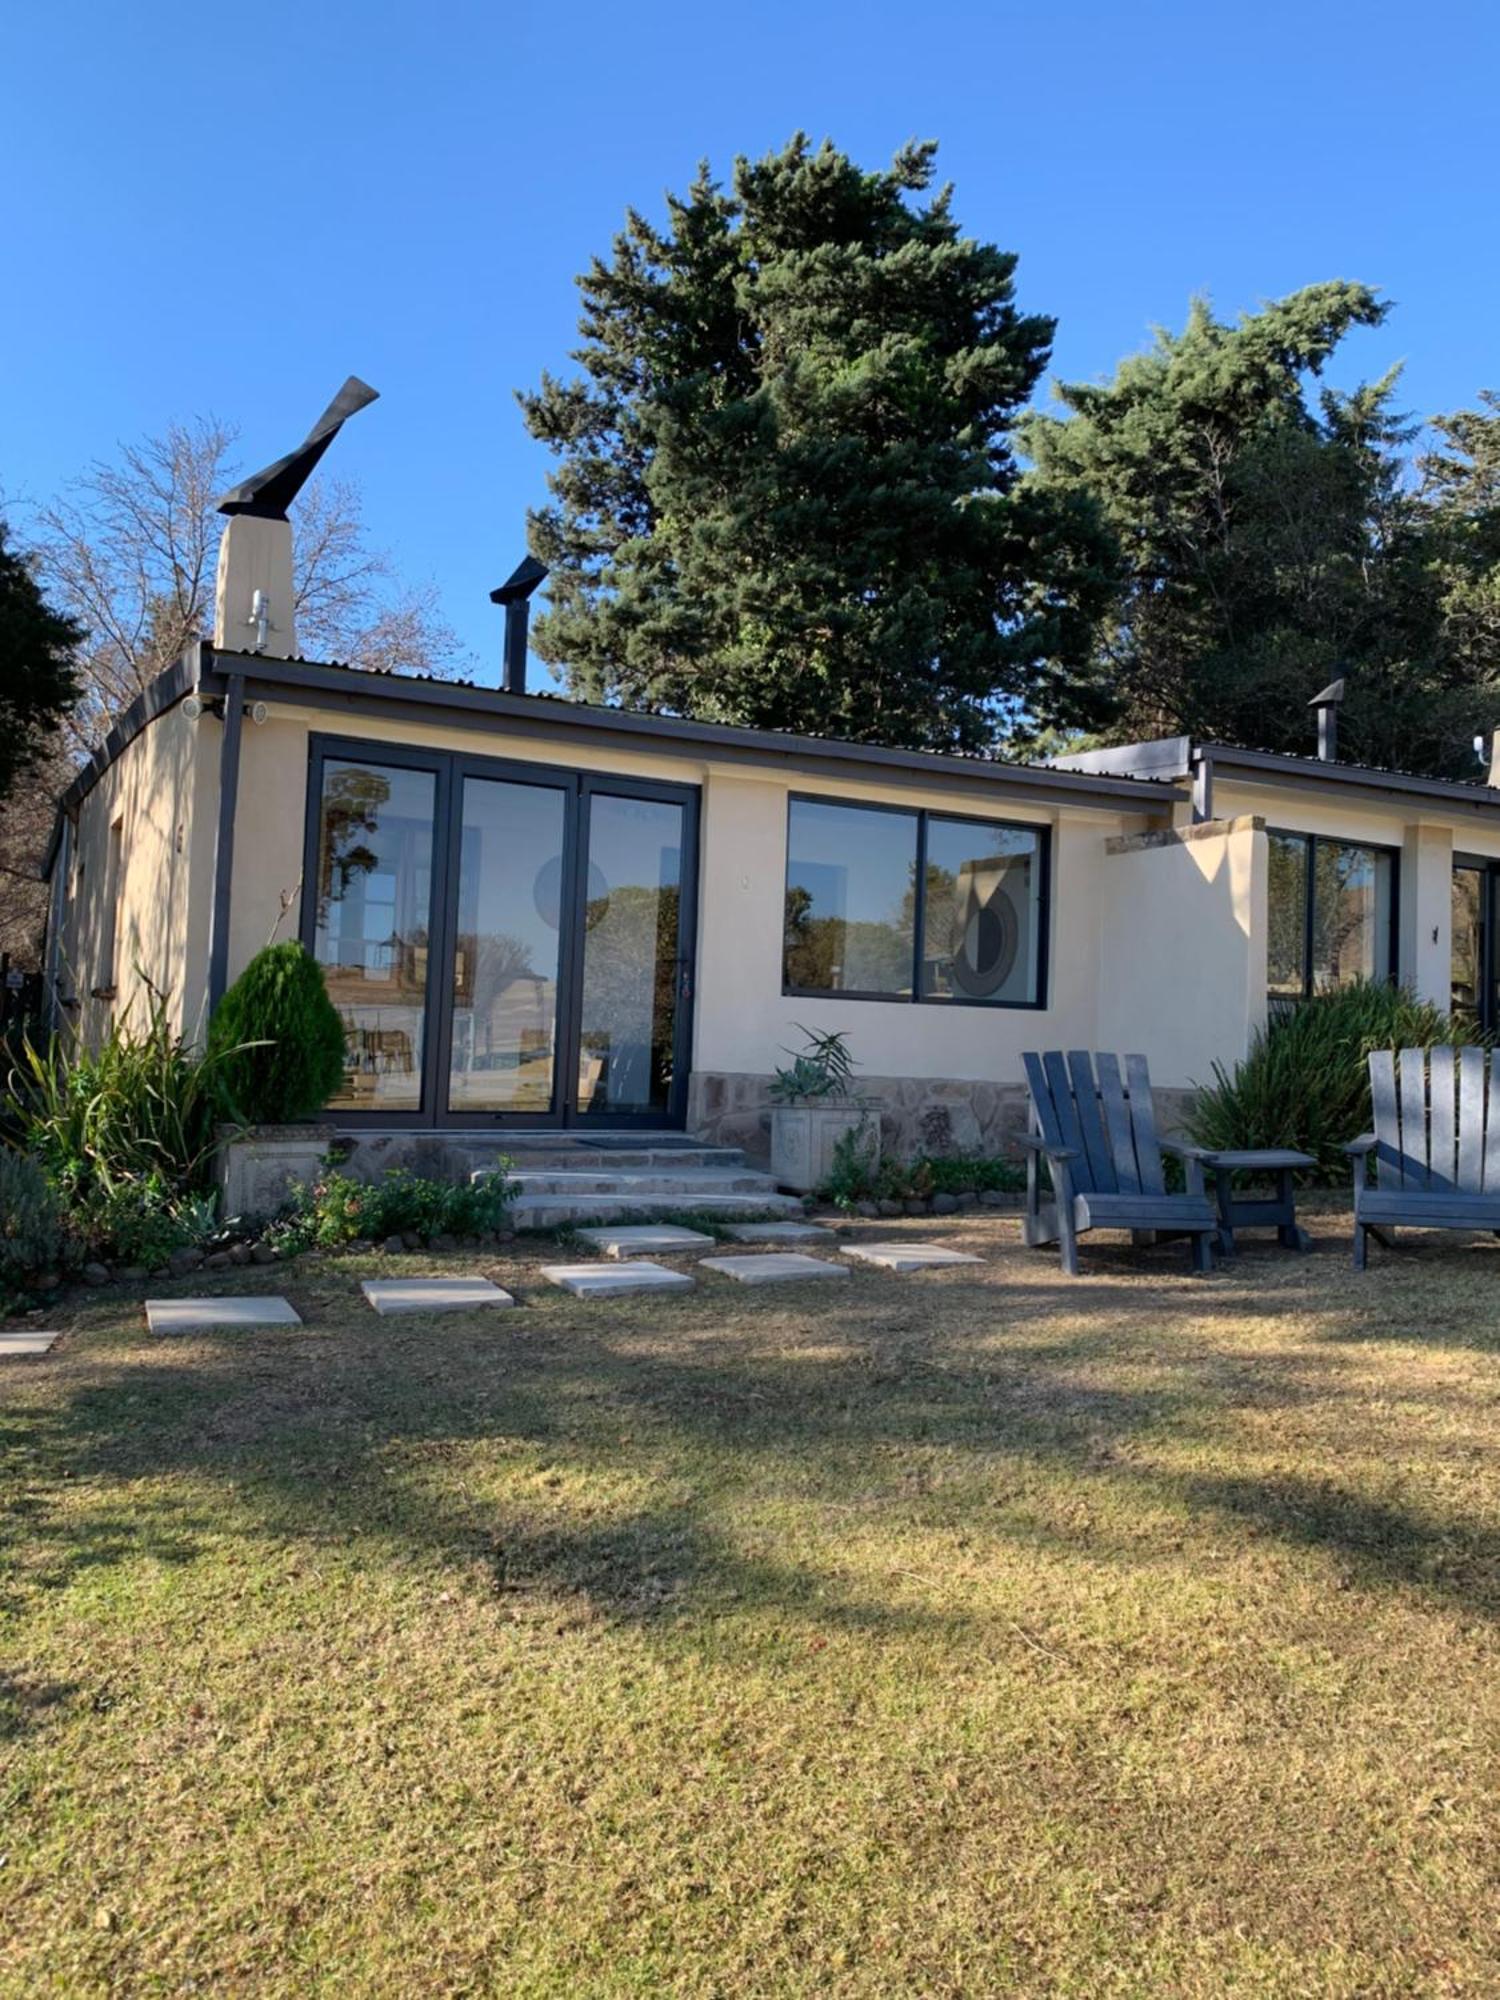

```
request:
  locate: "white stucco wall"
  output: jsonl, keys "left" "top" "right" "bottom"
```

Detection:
{"left": 56, "top": 703, "right": 214, "bottom": 1046}
{"left": 1094, "top": 819, "right": 1266, "bottom": 1090}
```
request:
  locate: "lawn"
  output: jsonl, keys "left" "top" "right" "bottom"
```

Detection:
{"left": 3, "top": 1211, "right": 1498, "bottom": 1996}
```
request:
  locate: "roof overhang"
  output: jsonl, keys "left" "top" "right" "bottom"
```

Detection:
{"left": 199, "top": 650, "right": 1184, "bottom": 813}
{"left": 1196, "top": 742, "right": 1500, "bottom": 817}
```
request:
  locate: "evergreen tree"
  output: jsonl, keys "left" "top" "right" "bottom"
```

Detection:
{"left": 0, "top": 518, "right": 80, "bottom": 806}
{"left": 1418, "top": 392, "right": 1500, "bottom": 752}
{"left": 1020, "top": 285, "right": 1474, "bottom": 774}
{"left": 520, "top": 136, "right": 1115, "bottom": 751}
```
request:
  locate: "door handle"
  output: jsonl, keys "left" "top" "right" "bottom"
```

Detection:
{"left": 677, "top": 959, "right": 693, "bottom": 1002}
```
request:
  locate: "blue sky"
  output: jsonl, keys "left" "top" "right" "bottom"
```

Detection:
{"left": 5, "top": 0, "right": 1498, "bottom": 682}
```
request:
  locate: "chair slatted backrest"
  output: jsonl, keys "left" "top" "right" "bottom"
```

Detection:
{"left": 1369, "top": 1047, "right": 1498, "bottom": 1193}
{"left": 1023, "top": 1051, "right": 1166, "bottom": 1197}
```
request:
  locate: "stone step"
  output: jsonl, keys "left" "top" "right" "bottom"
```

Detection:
{"left": 497, "top": 1168, "right": 779, "bottom": 1198}
{"left": 511, "top": 1190, "right": 805, "bottom": 1231}
{"left": 474, "top": 1146, "right": 750, "bottom": 1174}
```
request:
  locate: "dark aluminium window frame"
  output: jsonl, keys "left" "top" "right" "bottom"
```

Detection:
{"left": 1267, "top": 826, "right": 1401, "bottom": 1005}
{"left": 298, "top": 732, "right": 702, "bottom": 1130}
{"left": 780, "top": 791, "right": 1052, "bottom": 1011}
{"left": 1452, "top": 853, "right": 1499, "bottom": 1033}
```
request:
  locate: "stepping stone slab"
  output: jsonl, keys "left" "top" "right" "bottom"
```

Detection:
{"left": 722, "top": 1222, "right": 838, "bottom": 1246}
{"left": 541, "top": 1262, "right": 696, "bottom": 1298}
{"left": 841, "top": 1242, "right": 984, "bottom": 1273}
{"left": 361, "top": 1277, "right": 515, "bottom": 1315}
{"left": 699, "top": 1253, "right": 849, "bottom": 1285}
{"left": 0, "top": 1329, "right": 61, "bottom": 1356}
{"left": 574, "top": 1225, "right": 715, "bottom": 1258}
{"left": 146, "top": 1296, "right": 302, "bottom": 1335}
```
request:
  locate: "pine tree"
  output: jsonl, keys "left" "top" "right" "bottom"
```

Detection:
{"left": 519, "top": 136, "right": 1115, "bottom": 752}
{"left": 0, "top": 519, "right": 80, "bottom": 805}
{"left": 1019, "top": 285, "right": 1456, "bottom": 767}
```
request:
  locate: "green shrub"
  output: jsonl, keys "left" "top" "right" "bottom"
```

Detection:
{"left": 77, "top": 1174, "right": 217, "bottom": 1269}
{"left": 207, "top": 942, "right": 348, "bottom": 1124}
{"left": 12, "top": 986, "right": 229, "bottom": 1204}
{"left": 0, "top": 1148, "right": 68, "bottom": 1286}
{"left": 1188, "top": 979, "right": 1481, "bottom": 1179}
{"left": 268, "top": 1167, "right": 516, "bottom": 1254}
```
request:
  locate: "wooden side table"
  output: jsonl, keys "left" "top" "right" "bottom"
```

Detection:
{"left": 1202, "top": 1148, "right": 1316, "bottom": 1254}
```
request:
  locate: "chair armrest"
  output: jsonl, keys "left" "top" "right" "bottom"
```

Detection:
{"left": 1160, "top": 1139, "right": 1213, "bottom": 1163}
{"left": 1018, "top": 1133, "right": 1080, "bottom": 1161}
{"left": 1343, "top": 1134, "right": 1377, "bottom": 1157}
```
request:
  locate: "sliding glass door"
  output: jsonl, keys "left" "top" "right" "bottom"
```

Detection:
{"left": 303, "top": 737, "right": 697, "bottom": 1127}
{"left": 447, "top": 775, "right": 568, "bottom": 1115}
{"left": 571, "top": 791, "right": 688, "bottom": 1119}
{"left": 311, "top": 754, "right": 440, "bottom": 1114}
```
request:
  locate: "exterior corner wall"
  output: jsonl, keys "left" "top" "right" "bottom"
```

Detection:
{"left": 57, "top": 703, "right": 210, "bottom": 1047}
{"left": 1095, "top": 817, "right": 1266, "bottom": 1090}
{"left": 1399, "top": 821, "right": 1454, "bottom": 1007}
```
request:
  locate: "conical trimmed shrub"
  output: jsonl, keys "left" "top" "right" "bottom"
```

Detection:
{"left": 207, "top": 942, "right": 348, "bottom": 1125}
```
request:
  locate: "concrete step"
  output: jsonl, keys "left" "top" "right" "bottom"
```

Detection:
{"left": 510, "top": 1190, "right": 805, "bottom": 1231}
{"left": 484, "top": 1145, "right": 750, "bottom": 1173}
{"left": 498, "top": 1168, "right": 779, "bottom": 1197}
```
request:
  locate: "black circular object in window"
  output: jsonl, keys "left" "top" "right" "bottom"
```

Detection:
{"left": 949, "top": 878, "right": 1020, "bottom": 998}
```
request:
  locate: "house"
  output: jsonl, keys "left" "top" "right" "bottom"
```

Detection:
{"left": 43, "top": 396, "right": 1500, "bottom": 1169}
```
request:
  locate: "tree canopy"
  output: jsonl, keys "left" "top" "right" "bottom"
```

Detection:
{"left": 1021, "top": 286, "right": 1499, "bottom": 777}
{"left": 521, "top": 135, "right": 1115, "bottom": 751}
{"left": 0, "top": 519, "right": 80, "bottom": 808}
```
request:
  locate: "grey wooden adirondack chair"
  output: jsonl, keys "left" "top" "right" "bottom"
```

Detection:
{"left": 1021, "top": 1051, "right": 1220, "bottom": 1276}
{"left": 1345, "top": 1047, "right": 1500, "bottom": 1268}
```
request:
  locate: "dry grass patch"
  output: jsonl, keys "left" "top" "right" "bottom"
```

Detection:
{"left": 3, "top": 1211, "right": 1499, "bottom": 1995}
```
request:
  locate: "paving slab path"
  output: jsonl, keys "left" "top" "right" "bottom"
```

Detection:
{"left": 362, "top": 1278, "right": 515, "bottom": 1315}
{"left": 541, "top": 1262, "right": 696, "bottom": 1298}
{"left": 841, "top": 1242, "right": 984, "bottom": 1273}
{"left": 0, "top": 1329, "right": 61, "bottom": 1356}
{"left": 699, "top": 1253, "right": 850, "bottom": 1286}
{"left": 574, "top": 1225, "right": 715, "bottom": 1259}
{"left": 146, "top": 1297, "right": 302, "bottom": 1335}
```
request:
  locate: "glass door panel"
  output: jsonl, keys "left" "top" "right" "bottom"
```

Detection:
{"left": 575, "top": 794, "right": 684, "bottom": 1118}
{"left": 447, "top": 777, "right": 567, "bottom": 1114}
{"left": 312, "top": 758, "right": 437, "bottom": 1112}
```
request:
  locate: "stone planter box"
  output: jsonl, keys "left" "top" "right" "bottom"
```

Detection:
{"left": 215, "top": 1123, "right": 335, "bottom": 1221}
{"left": 769, "top": 1102, "right": 879, "bottom": 1193}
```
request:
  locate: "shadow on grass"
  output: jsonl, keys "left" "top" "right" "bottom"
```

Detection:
{"left": 5, "top": 1253, "right": 1500, "bottom": 1634}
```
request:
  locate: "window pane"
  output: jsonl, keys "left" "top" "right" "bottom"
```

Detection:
{"left": 1267, "top": 833, "right": 1310, "bottom": 1000}
{"left": 1452, "top": 866, "right": 1484, "bottom": 1022}
{"left": 448, "top": 777, "right": 566, "bottom": 1114}
{"left": 783, "top": 800, "right": 917, "bottom": 995}
{"left": 921, "top": 817, "right": 1042, "bottom": 1004}
{"left": 1311, "top": 841, "right": 1393, "bottom": 993}
{"left": 313, "top": 759, "right": 436, "bottom": 1112}
{"left": 576, "top": 794, "right": 685, "bottom": 1116}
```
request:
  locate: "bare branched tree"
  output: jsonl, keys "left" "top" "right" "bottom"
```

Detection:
{"left": 34, "top": 416, "right": 469, "bottom": 747}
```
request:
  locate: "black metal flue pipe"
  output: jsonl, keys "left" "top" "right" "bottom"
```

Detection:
{"left": 489, "top": 555, "right": 549, "bottom": 694}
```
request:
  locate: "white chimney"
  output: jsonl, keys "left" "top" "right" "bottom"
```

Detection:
{"left": 211, "top": 375, "right": 378, "bottom": 659}
{"left": 214, "top": 515, "right": 295, "bottom": 655}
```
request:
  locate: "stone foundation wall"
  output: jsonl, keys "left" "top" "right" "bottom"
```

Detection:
{"left": 686, "top": 1071, "right": 1197, "bottom": 1165}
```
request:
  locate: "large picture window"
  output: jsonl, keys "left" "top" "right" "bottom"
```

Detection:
{"left": 1267, "top": 830, "right": 1397, "bottom": 1006}
{"left": 782, "top": 796, "right": 1047, "bottom": 1007}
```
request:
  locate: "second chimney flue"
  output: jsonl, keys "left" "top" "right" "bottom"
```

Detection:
{"left": 1308, "top": 677, "right": 1345, "bottom": 762}
{"left": 490, "top": 556, "right": 549, "bottom": 694}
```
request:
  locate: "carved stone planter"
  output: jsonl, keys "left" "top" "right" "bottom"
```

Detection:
{"left": 769, "top": 1102, "right": 879, "bottom": 1193}
{"left": 215, "top": 1123, "right": 335, "bottom": 1221}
